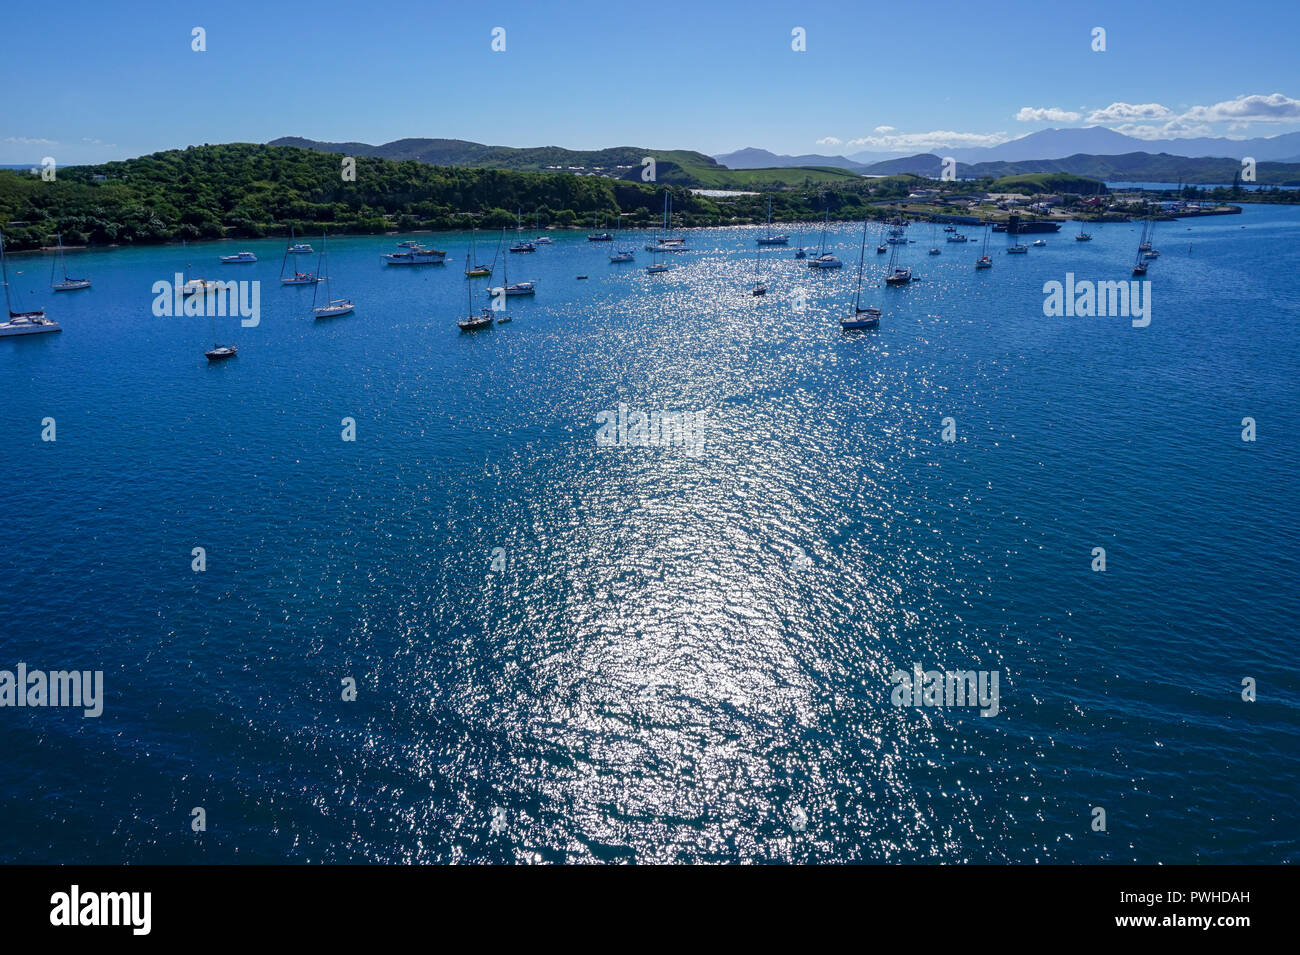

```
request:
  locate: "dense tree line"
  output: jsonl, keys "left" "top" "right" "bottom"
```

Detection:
{"left": 0, "top": 144, "right": 927, "bottom": 251}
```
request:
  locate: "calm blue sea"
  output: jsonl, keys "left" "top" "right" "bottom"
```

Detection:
{"left": 2, "top": 206, "right": 1298, "bottom": 863}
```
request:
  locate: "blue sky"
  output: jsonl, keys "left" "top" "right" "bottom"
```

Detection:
{"left": 3, "top": 0, "right": 1298, "bottom": 163}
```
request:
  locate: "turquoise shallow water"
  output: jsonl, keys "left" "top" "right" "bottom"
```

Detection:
{"left": 1, "top": 207, "right": 1298, "bottom": 863}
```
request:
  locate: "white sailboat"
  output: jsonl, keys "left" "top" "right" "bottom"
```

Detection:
{"left": 0, "top": 228, "right": 60, "bottom": 336}
{"left": 312, "top": 234, "right": 355, "bottom": 318}
{"left": 756, "top": 195, "right": 789, "bottom": 245}
{"left": 646, "top": 192, "right": 674, "bottom": 272}
{"left": 50, "top": 233, "right": 91, "bottom": 291}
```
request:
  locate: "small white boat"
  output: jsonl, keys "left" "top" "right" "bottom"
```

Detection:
{"left": 1006, "top": 244, "right": 1029, "bottom": 254}
{"left": 646, "top": 262, "right": 672, "bottom": 273}
{"left": 807, "top": 254, "right": 842, "bottom": 269}
{"left": 287, "top": 243, "right": 313, "bottom": 254}
{"left": 532, "top": 236, "right": 552, "bottom": 245}
{"left": 1031, "top": 238, "right": 1046, "bottom": 247}
{"left": 489, "top": 281, "right": 535, "bottom": 297}
{"left": 205, "top": 344, "right": 237, "bottom": 361}
{"left": 1143, "top": 249, "right": 1160, "bottom": 259}
{"left": 946, "top": 233, "right": 969, "bottom": 243}
{"left": 508, "top": 240, "right": 536, "bottom": 253}
{"left": 220, "top": 251, "right": 257, "bottom": 263}
{"left": 610, "top": 250, "right": 635, "bottom": 262}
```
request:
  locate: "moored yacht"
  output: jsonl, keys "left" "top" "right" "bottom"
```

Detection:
{"left": 220, "top": 251, "right": 257, "bottom": 263}
{"left": 383, "top": 245, "right": 446, "bottom": 265}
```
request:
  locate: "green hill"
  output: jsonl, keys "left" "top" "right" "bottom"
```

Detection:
{"left": 0, "top": 143, "right": 887, "bottom": 250}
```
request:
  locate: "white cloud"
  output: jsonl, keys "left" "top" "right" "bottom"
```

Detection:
{"left": 1183, "top": 92, "right": 1300, "bottom": 124}
{"left": 1086, "top": 102, "right": 1176, "bottom": 123}
{"left": 3, "top": 136, "right": 57, "bottom": 146}
{"left": 1110, "top": 121, "right": 1214, "bottom": 140}
{"left": 874, "top": 125, "right": 895, "bottom": 134}
{"left": 848, "top": 129, "right": 1009, "bottom": 151}
{"left": 1015, "top": 107, "right": 1082, "bottom": 122}
{"left": 816, "top": 136, "right": 842, "bottom": 147}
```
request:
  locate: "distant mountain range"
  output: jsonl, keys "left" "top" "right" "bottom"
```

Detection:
{"left": 269, "top": 136, "right": 719, "bottom": 181}
{"left": 856, "top": 151, "right": 1300, "bottom": 186}
{"left": 716, "top": 127, "right": 1300, "bottom": 169}
{"left": 266, "top": 133, "right": 1300, "bottom": 190}
{"left": 268, "top": 136, "right": 865, "bottom": 189}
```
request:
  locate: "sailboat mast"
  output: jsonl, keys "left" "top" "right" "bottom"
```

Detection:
{"left": 854, "top": 218, "right": 868, "bottom": 310}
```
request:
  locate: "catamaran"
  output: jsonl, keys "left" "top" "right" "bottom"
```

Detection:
{"left": 842, "top": 218, "right": 880, "bottom": 330}
{"left": 756, "top": 195, "right": 789, "bottom": 245}
{"left": 50, "top": 233, "right": 91, "bottom": 290}
{"left": 0, "top": 228, "right": 59, "bottom": 337}
{"left": 280, "top": 227, "right": 321, "bottom": 285}
{"left": 312, "top": 234, "right": 355, "bottom": 318}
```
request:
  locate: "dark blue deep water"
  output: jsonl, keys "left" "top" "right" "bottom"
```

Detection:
{"left": 2, "top": 206, "right": 1298, "bottom": 863}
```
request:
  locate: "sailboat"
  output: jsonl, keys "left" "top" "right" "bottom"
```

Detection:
{"left": 489, "top": 231, "right": 536, "bottom": 296}
{"left": 509, "top": 210, "right": 535, "bottom": 253}
{"left": 756, "top": 195, "right": 789, "bottom": 245}
{"left": 752, "top": 230, "right": 767, "bottom": 295}
{"left": 531, "top": 212, "right": 552, "bottom": 244}
{"left": 876, "top": 224, "right": 888, "bottom": 254}
{"left": 842, "top": 219, "right": 880, "bottom": 330}
{"left": 928, "top": 222, "right": 941, "bottom": 255}
{"left": 587, "top": 212, "right": 613, "bottom": 241}
{"left": 465, "top": 228, "right": 492, "bottom": 277}
{"left": 1142, "top": 216, "right": 1160, "bottom": 258}
{"left": 50, "top": 233, "right": 91, "bottom": 291}
{"left": 1075, "top": 217, "right": 1092, "bottom": 241}
{"left": 975, "top": 223, "right": 993, "bottom": 269}
{"left": 884, "top": 240, "right": 913, "bottom": 285}
{"left": 1132, "top": 218, "right": 1150, "bottom": 276}
{"left": 807, "top": 200, "right": 842, "bottom": 269}
{"left": 204, "top": 304, "right": 237, "bottom": 361}
{"left": 312, "top": 234, "right": 355, "bottom": 318}
{"left": 458, "top": 277, "right": 493, "bottom": 331}
{"left": 0, "top": 228, "right": 60, "bottom": 336}
{"left": 645, "top": 190, "right": 685, "bottom": 251}
{"left": 1006, "top": 219, "right": 1029, "bottom": 254}
{"left": 646, "top": 192, "right": 674, "bottom": 271}
{"left": 280, "top": 226, "right": 321, "bottom": 285}
{"left": 609, "top": 215, "right": 635, "bottom": 262}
